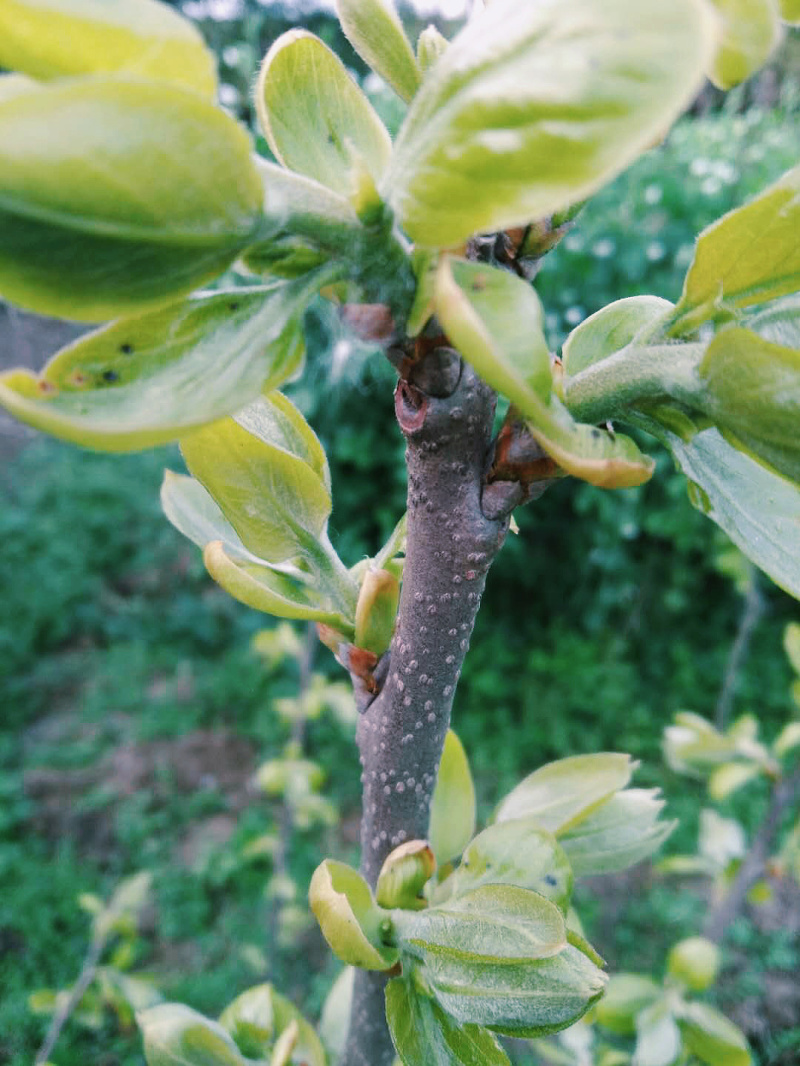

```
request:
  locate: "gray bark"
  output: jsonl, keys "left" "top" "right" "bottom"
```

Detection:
{"left": 342, "top": 360, "right": 508, "bottom": 1065}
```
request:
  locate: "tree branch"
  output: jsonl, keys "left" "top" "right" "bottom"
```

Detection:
{"left": 342, "top": 359, "right": 508, "bottom": 1066}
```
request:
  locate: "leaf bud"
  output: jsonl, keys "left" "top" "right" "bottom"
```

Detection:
{"left": 355, "top": 567, "right": 400, "bottom": 656}
{"left": 667, "top": 936, "right": 720, "bottom": 992}
{"left": 416, "top": 25, "right": 449, "bottom": 74}
{"left": 376, "top": 840, "right": 437, "bottom": 908}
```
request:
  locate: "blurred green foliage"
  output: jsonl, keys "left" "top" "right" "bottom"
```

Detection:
{"left": 1, "top": 7, "right": 800, "bottom": 1065}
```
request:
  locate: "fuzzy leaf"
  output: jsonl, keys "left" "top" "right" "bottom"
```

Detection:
{"left": 386, "top": 0, "right": 717, "bottom": 248}
{"left": 386, "top": 978, "right": 509, "bottom": 1066}
{"left": 595, "top": 974, "right": 661, "bottom": 1036}
{"left": 139, "top": 1004, "right": 248, "bottom": 1066}
{"left": 0, "top": 78, "right": 263, "bottom": 322}
{"left": 634, "top": 1003, "right": 681, "bottom": 1066}
{"left": 446, "top": 818, "right": 573, "bottom": 914}
{"left": 336, "top": 0, "right": 421, "bottom": 102}
{"left": 706, "top": 0, "right": 783, "bottom": 89}
{"left": 309, "top": 859, "right": 396, "bottom": 970}
{"left": 0, "top": 0, "right": 216, "bottom": 96}
{"left": 671, "top": 163, "right": 800, "bottom": 333}
{"left": 677, "top": 1003, "right": 752, "bottom": 1066}
{"left": 428, "top": 730, "right": 477, "bottom": 866}
{"left": 0, "top": 284, "right": 313, "bottom": 451}
{"left": 218, "top": 984, "right": 326, "bottom": 1065}
{"left": 562, "top": 296, "right": 674, "bottom": 380}
{"left": 495, "top": 754, "right": 634, "bottom": 832}
{"left": 558, "top": 790, "right": 676, "bottom": 876}
{"left": 256, "top": 30, "right": 392, "bottom": 198}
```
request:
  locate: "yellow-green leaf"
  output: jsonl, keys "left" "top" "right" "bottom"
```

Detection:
{"left": 678, "top": 1002, "right": 752, "bottom": 1066}
{"left": 562, "top": 296, "right": 674, "bottom": 380}
{"left": 495, "top": 754, "right": 634, "bottom": 832}
{"left": 558, "top": 789, "right": 676, "bottom": 876}
{"left": 428, "top": 730, "right": 477, "bottom": 866}
{"left": 386, "top": 0, "right": 717, "bottom": 248}
{"left": 781, "top": 0, "right": 800, "bottom": 23}
{"left": 0, "top": 0, "right": 216, "bottom": 97}
{"left": 671, "top": 164, "right": 800, "bottom": 334}
{"left": 784, "top": 622, "right": 800, "bottom": 674}
{"left": 0, "top": 285, "right": 311, "bottom": 451}
{"left": 309, "top": 859, "right": 397, "bottom": 970}
{"left": 139, "top": 1003, "right": 248, "bottom": 1066}
{"left": 708, "top": 761, "right": 762, "bottom": 800}
{"left": 0, "top": 73, "right": 42, "bottom": 104}
{"left": 667, "top": 937, "right": 720, "bottom": 992}
{"left": 256, "top": 30, "right": 392, "bottom": 198}
{"left": 0, "top": 78, "right": 263, "bottom": 321}
{"left": 706, "top": 0, "right": 783, "bottom": 89}
{"left": 595, "top": 974, "right": 661, "bottom": 1036}
{"left": 336, "top": 0, "right": 420, "bottom": 102}
{"left": 219, "top": 984, "right": 325, "bottom": 1066}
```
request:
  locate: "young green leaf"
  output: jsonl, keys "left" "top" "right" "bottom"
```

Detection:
{"left": 0, "top": 284, "right": 314, "bottom": 451}
{"left": 445, "top": 818, "right": 573, "bottom": 914}
{"left": 309, "top": 859, "right": 397, "bottom": 970}
{"left": 218, "top": 984, "right": 326, "bottom": 1066}
{"left": 0, "top": 78, "right": 263, "bottom": 321}
{"left": 428, "top": 730, "right": 477, "bottom": 866}
{"left": 677, "top": 1002, "right": 752, "bottom": 1066}
{"left": 435, "top": 257, "right": 655, "bottom": 489}
{"left": 774, "top": 721, "right": 800, "bottom": 758}
{"left": 653, "top": 424, "right": 800, "bottom": 601}
{"left": 376, "top": 840, "right": 437, "bottom": 909}
{"left": 784, "top": 622, "right": 800, "bottom": 674}
{"left": 256, "top": 30, "right": 392, "bottom": 198}
{"left": 355, "top": 567, "right": 400, "bottom": 656}
{"left": 705, "top": 0, "right": 783, "bottom": 89}
{"left": 595, "top": 974, "right": 662, "bottom": 1036}
{"left": 396, "top": 883, "right": 567, "bottom": 963}
{"left": 416, "top": 25, "right": 449, "bottom": 75}
{"left": 667, "top": 937, "right": 721, "bottom": 993}
{"left": 0, "top": 73, "right": 42, "bottom": 104}
{"left": 336, "top": 0, "right": 421, "bottom": 102}
{"left": 697, "top": 326, "right": 800, "bottom": 485}
{"left": 138, "top": 1003, "right": 248, "bottom": 1066}
{"left": 558, "top": 790, "right": 677, "bottom": 876}
{"left": 781, "top": 0, "right": 800, "bottom": 22}
{"left": 418, "top": 940, "right": 607, "bottom": 1037}
{"left": 562, "top": 296, "right": 674, "bottom": 381}
{"left": 708, "top": 761, "right": 762, "bottom": 800}
{"left": 634, "top": 1002, "right": 681, "bottom": 1066}
{"left": 319, "top": 967, "right": 354, "bottom": 1062}
{"left": 386, "top": 0, "right": 717, "bottom": 248}
{"left": 494, "top": 753, "right": 635, "bottom": 832}
{"left": 179, "top": 394, "right": 333, "bottom": 565}
{"left": 0, "top": 0, "right": 216, "bottom": 97}
{"left": 385, "top": 978, "right": 510, "bottom": 1066}
{"left": 670, "top": 163, "right": 800, "bottom": 334}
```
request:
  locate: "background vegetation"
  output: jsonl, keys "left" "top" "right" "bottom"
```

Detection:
{"left": 1, "top": 4, "right": 799, "bottom": 1064}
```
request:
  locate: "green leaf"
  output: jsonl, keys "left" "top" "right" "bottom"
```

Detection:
{"left": 435, "top": 258, "right": 654, "bottom": 489}
{"left": 562, "top": 296, "right": 674, "bottom": 381}
{"left": 494, "top": 754, "right": 635, "bottom": 832}
{"left": 677, "top": 1002, "right": 752, "bottom": 1066}
{"left": 319, "top": 967, "right": 354, "bottom": 1062}
{"left": 386, "top": 978, "right": 510, "bottom": 1066}
{"left": 0, "top": 283, "right": 314, "bottom": 451}
{"left": 634, "top": 1003, "right": 681, "bottom": 1066}
{"left": 558, "top": 790, "right": 676, "bottom": 876}
{"left": 355, "top": 567, "right": 400, "bottom": 656}
{"left": 397, "top": 884, "right": 567, "bottom": 963}
{"left": 309, "top": 859, "right": 397, "bottom": 970}
{"left": 707, "top": 761, "right": 762, "bottom": 800}
{"left": 446, "top": 818, "right": 573, "bottom": 914}
{"left": 595, "top": 974, "right": 661, "bottom": 1036}
{"left": 180, "top": 394, "right": 332, "bottom": 565}
{"left": 428, "top": 730, "right": 477, "bottom": 866}
{"left": 416, "top": 26, "right": 449, "bottom": 75}
{"left": 336, "top": 0, "right": 421, "bottom": 102}
{"left": 667, "top": 937, "right": 721, "bottom": 993}
{"left": 256, "top": 30, "right": 392, "bottom": 198}
{"left": 0, "top": 78, "right": 263, "bottom": 321}
{"left": 0, "top": 73, "right": 42, "bottom": 104}
{"left": 385, "top": 0, "right": 716, "bottom": 248}
{"left": 418, "top": 940, "right": 607, "bottom": 1038}
{"left": 697, "top": 325, "right": 800, "bottom": 485}
{"left": 376, "top": 841, "right": 437, "bottom": 909}
{"left": 670, "top": 164, "right": 800, "bottom": 334}
{"left": 781, "top": 0, "right": 800, "bottom": 23}
{"left": 243, "top": 158, "right": 363, "bottom": 280}
{"left": 139, "top": 1004, "right": 248, "bottom": 1066}
{"left": 654, "top": 424, "right": 800, "bottom": 600}
{"left": 0, "top": 0, "right": 216, "bottom": 97}
{"left": 784, "top": 622, "right": 800, "bottom": 675}
{"left": 774, "top": 721, "right": 800, "bottom": 758}
{"left": 706, "top": 0, "right": 783, "bottom": 89}
{"left": 219, "top": 984, "right": 326, "bottom": 1066}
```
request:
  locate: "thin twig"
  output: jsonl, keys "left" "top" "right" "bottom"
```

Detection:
{"left": 715, "top": 568, "right": 764, "bottom": 731}
{"left": 34, "top": 934, "right": 106, "bottom": 1066}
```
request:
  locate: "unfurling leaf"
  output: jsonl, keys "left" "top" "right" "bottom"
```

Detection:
{"left": 218, "top": 984, "right": 326, "bottom": 1066}
{"left": 0, "top": 78, "right": 263, "bottom": 321}
{"left": 667, "top": 937, "right": 721, "bottom": 992}
{"left": 428, "top": 730, "right": 477, "bottom": 866}
{"left": 309, "top": 859, "right": 397, "bottom": 970}
{"left": 435, "top": 258, "right": 654, "bottom": 489}
{"left": 445, "top": 818, "right": 573, "bottom": 914}
{"left": 0, "top": 282, "right": 317, "bottom": 451}
{"left": 138, "top": 1003, "right": 248, "bottom": 1066}
{"left": 705, "top": 0, "right": 783, "bottom": 89}
{"left": 558, "top": 789, "right": 676, "bottom": 876}
{"left": 386, "top": 0, "right": 717, "bottom": 247}
{"left": 355, "top": 567, "right": 400, "bottom": 656}
{"left": 0, "top": 0, "right": 217, "bottom": 96}
{"left": 336, "top": 0, "right": 421, "bottom": 102}
{"left": 670, "top": 163, "right": 800, "bottom": 334}
{"left": 416, "top": 25, "right": 449, "bottom": 75}
{"left": 256, "top": 30, "right": 392, "bottom": 198}
{"left": 385, "top": 978, "right": 510, "bottom": 1066}
{"left": 376, "top": 841, "right": 437, "bottom": 909}
{"left": 494, "top": 753, "right": 634, "bottom": 831}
